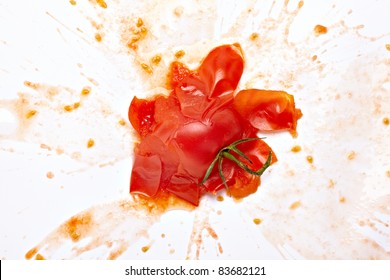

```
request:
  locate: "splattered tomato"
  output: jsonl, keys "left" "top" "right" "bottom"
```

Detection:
{"left": 129, "top": 43, "right": 301, "bottom": 206}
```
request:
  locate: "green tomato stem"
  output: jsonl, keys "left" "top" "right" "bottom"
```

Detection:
{"left": 198, "top": 137, "right": 272, "bottom": 195}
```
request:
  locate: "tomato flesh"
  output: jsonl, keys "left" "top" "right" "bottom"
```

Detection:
{"left": 128, "top": 44, "right": 301, "bottom": 205}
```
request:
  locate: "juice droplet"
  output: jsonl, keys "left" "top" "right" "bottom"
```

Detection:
{"left": 289, "top": 201, "right": 301, "bottom": 210}
{"left": 25, "top": 247, "right": 38, "bottom": 260}
{"left": 141, "top": 63, "right": 153, "bottom": 74}
{"left": 87, "top": 139, "right": 95, "bottom": 148}
{"left": 136, "top": 18, "right": 144, "bottom": 28}
{"left": 118, "top": 119, "right": 126, "bottom": 126}
{"left": 151, "top": 55, "right": 162, "bottom": 65}
{"left": 26, "top": 110, "right": 37, "bottom": 119}
{"left": 64, "top": 105, "right": 73, "bottom": 112}
{"left": 81, "top": 86, "right": 91, "bottom": 96}
{"left": 174, "top": 6, "right": 184, "bottom": 17}
{"left": 24, "top": 81, "right": 39, "bottom": 89}
{"left": 175, "top": 50, "right": 185, "bottom": 59}
{"left": 291, "top": 145, "right": 301, "bottom": 153}
{"left": 253, "top": 218, "right": 262, "bottom": 225}
{"left": 35, "top": 254, "right": 45, "bottom": 260}
{"left": 314, "top": 25, "right": 328, "bottom": 36}
{"left": 141, "top": 245, "right": 150, "bottom": 253}
{"left": 96, "top": 0, "right": 107, "bottom": 9}
{"left": 95, "top": 33, "right": 102, "bottom": 42}
{"left": 250, "top": 33, "right": 259, "bottom": 41}
{"left": 347, "top": 151, "right": 356, "bottom": 160}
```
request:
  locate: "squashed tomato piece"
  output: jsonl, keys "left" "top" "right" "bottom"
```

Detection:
{"left": 234, "top": 89, "right": 302, "bottom": 135}
{"left": 130, "top": 153, "right": 161, "bottom": 197}
{"left": 128, "top": 44, "right": 301, "bottom": 206}
{"left": 198, "top": 43, "right": 244, "bottom": 98}
{"left": 128, "top": 97, "right": 155, "bottom": 137}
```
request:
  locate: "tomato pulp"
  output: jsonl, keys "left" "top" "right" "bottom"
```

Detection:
{"left": 128, "top": 44, "right": 302, "bottom": 205}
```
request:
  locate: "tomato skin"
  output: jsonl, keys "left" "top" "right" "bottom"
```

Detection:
{"left": 234, "top": 89, "right": 302, "bottom": 135}
{"left": 173, "top": 107, "right": 243, "bottom": 179}
{"left": 172, "top": 67, "right": 207, "bottom": 119}
{"left": 136, "top": 135, "right": 180, "bottom": 190}
{"left": 128, "top": 97, "right": 156, "bottom": 137}
{"left": 130, "top": 154, "right": 162, "bottom": 197}
{"left": 172, "top": 44, "right": 244, "bottom": 119}
{"left": 166, "top": 173, "right": 200, "bottom": 206}
{"left": 153, "top": 95, "right": 183, "bottom": 142}
{"left": 198, "top": 43, "right": 244, "bottom": 98}
{"left": 128, "top": 44, "right": 301, "bottom": 205}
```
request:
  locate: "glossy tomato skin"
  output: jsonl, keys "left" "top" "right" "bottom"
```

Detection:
{"left": 198, "top": 43, "right": 244, "bottom": 99}
{"left": 166, "top": 173, "right": 200, "bottom": 206}
{"left": 129, "top": 44, "right": 301, "bottom": 205}
{"left": 130, "top": 153, "right": 161, "bottom": 197}
{"left": 234, "top": 89, "right": 302, "bottom": 135}
{"left": 173, "top": 106, "right": 244, "bottom": 179}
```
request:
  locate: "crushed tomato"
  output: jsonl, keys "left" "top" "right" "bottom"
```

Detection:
{"left": 128, "top": 43, "right": 302, "bottom": 206}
